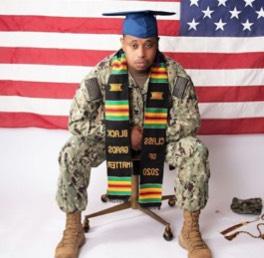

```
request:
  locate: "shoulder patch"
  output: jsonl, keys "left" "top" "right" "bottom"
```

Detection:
{"left": 172, "top": 76, "right": 189, "bottom": 98}
{"left": 85, "top": 78, "right": 102, "bottom": 101}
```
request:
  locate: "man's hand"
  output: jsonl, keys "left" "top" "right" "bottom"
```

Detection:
{"left": 131, "top": 126, "right": 143, "bottom": 151}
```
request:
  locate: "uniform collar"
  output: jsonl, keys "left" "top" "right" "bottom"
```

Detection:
{"left": 128, "top": 73, "right": 149, "bottom": 95}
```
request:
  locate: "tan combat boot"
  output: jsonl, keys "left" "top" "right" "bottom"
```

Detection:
{"left": 179, "top": 210, "right": 212, "bottom": 258}
{"left": 55, "top": 212, "right": 85, "bottom": 258}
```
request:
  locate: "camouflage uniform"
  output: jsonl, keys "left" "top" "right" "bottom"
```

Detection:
{"left": 56, "top": 53, "right": 210, "bottom": 213}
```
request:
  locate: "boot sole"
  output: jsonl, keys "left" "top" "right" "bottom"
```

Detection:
{"left": 78, "top": 236, "right": 86, "bottom": 254}
{"left": 178, "top": 234, "right": 188, "bottom": 250}
{"left": 179, "top": 234, "right": 212, "bottom": 258}
{"left": 71, "top": 236, "right": 85, "bottom": 258}
{"left": 55, "top": 240, "right": 85, "bottom": 258}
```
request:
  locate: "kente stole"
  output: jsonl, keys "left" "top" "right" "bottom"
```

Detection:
{"left": 105, "top": 49, "right": 170, "bottom": 208}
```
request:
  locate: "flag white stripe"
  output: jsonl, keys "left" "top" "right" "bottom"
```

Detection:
{"left": 1, "top": 96, "right": 264, "bottom": 119}
{"left": 187, "top": 69, "right": 264, "bottom": 87}
{"left": 0, "top": 0, "right": 180, "bottom": 19}
{"left": 1, "top": 32, "right": 264, "bottom": 53}
{"left": 0, "top": 32, "right": 120, "bottom": 51}
{"left": 199, "top": 102, "right": 264, "bottom": 119}
{"left": 0, "top": 64, "right": 263, "bottom": 86}
{"left": 0, "top": 64, "right": 87, "bottom": 83}
{"left": 162, "top": 36, "right": 264, "bottom": 53}
{"left": 0, "top": 96, "right": 71, "bottom": 116}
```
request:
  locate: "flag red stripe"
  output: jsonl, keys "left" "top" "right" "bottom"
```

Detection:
{"left": 1, "top": 113, "right": 264, "bottom": 134}
{"left": 0, "top": 47, "right": 113, "bottom": 66}
{"left": 0, "top": 15, "right": 180, "bottom": 36}
{"left": 0, "top": 80, "right": 77, "bottom": 99}
{"left": 167, "top": 52, "right": 264, "bottom": 69}
{"left": 0, "top": 112, "right": 68, "bottom": 129}
{"left": 1, "top": 47, "right": 263, "bottom": 69}
{"left": 1, "top": 82, "right": 264, "bottom": 103}
{"left": 199, "top": 118, "right": 264, "bottom": 134}
{"left": 196, "top": 86, "right": 264, "bottom": 102}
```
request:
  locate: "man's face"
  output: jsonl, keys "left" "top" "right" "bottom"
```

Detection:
{"left": 121, "top": 35, "right": 158, "bottom": 72}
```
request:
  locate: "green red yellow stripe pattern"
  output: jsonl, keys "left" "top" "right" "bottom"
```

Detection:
{"left": 106, "top": 50, "right": 169, "bottom": 207}
{"left": 105, "top": 100, "right": 129, "bottom": 121}
{"left": 107, "top": 176, "right": 132, "bottom": 196}
{"left": 111, "top": 54, "right": 127, "bottom": 75}
{"left": 150, "top": 65, "right": 168, "bottom": 84}
{"left": 139, "top": 183, "right": 162, "bottom": 204}
{"left": 144, "top": 107, "right": 168, "bottom": 129}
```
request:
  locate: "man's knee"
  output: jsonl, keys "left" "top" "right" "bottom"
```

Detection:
{"left": 175, "top": 136, "right": 208, "bottom": 158}
{"left": 166, "top": 136, "right": 209, "bottom": 169}
{"left": 58, "top": 137, "right": 105, "bottom": 170}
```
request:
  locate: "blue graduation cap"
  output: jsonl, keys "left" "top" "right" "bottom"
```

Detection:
{"left": 102, "top": 10, "right": 175, "bottom": 38}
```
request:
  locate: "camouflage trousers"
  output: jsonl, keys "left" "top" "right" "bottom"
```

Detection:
{"left": 56, "top": 136, "right": 210, "bottom": 213}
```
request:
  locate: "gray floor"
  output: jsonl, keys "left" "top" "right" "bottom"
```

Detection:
{"left": 0, "top": 128, "right": 264, "bottom": 258}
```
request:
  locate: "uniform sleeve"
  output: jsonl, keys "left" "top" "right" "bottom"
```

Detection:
{"left": 68, "top": 69, "right": 105, "bottom": 141}
{"left": 166, "top": 75, "right": 201, "bottom": 142}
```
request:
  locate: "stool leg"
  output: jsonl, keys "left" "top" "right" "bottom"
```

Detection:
{"left": 138, "top": 206, "right": 169, "bottom": 226}
{"left": 84, "top": 201, "right": 131, "bottom": 220}
{"left": 162, "top": 195, "right": 176, "bottom": 207}
{"left": 137, "top": 206, "right": 174, "bottom": 241}
{"left": 162, "top": 194, "right": 175, "bottom": 201}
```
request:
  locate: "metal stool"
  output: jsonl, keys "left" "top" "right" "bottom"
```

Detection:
{"left": 83, "top": 160, "right": 176, "bottom": 240}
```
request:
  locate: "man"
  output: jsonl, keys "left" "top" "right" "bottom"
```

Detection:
{"left": 55, "top": 10, "right": 212, "bottom": 258}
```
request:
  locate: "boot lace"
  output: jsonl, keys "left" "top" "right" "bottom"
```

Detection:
{"left": 187, "top": 215, "right": 207, "bottom": 250}
{"left": 60, "top": 228, "right": 81, "bottom": 247}
{"left": 188, "top": 219, "right": 207, "bottom": 250}
{"left": 58, "top": 214, "right": 83, "bottom": 247}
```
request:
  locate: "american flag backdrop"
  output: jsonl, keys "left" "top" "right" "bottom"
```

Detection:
{"left": 0, "top": 0, "right": 264, "bottom": 134}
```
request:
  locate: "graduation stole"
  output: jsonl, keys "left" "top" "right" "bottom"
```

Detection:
{"left": 105, "top": 49, "right": 170, "bottom": 208}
